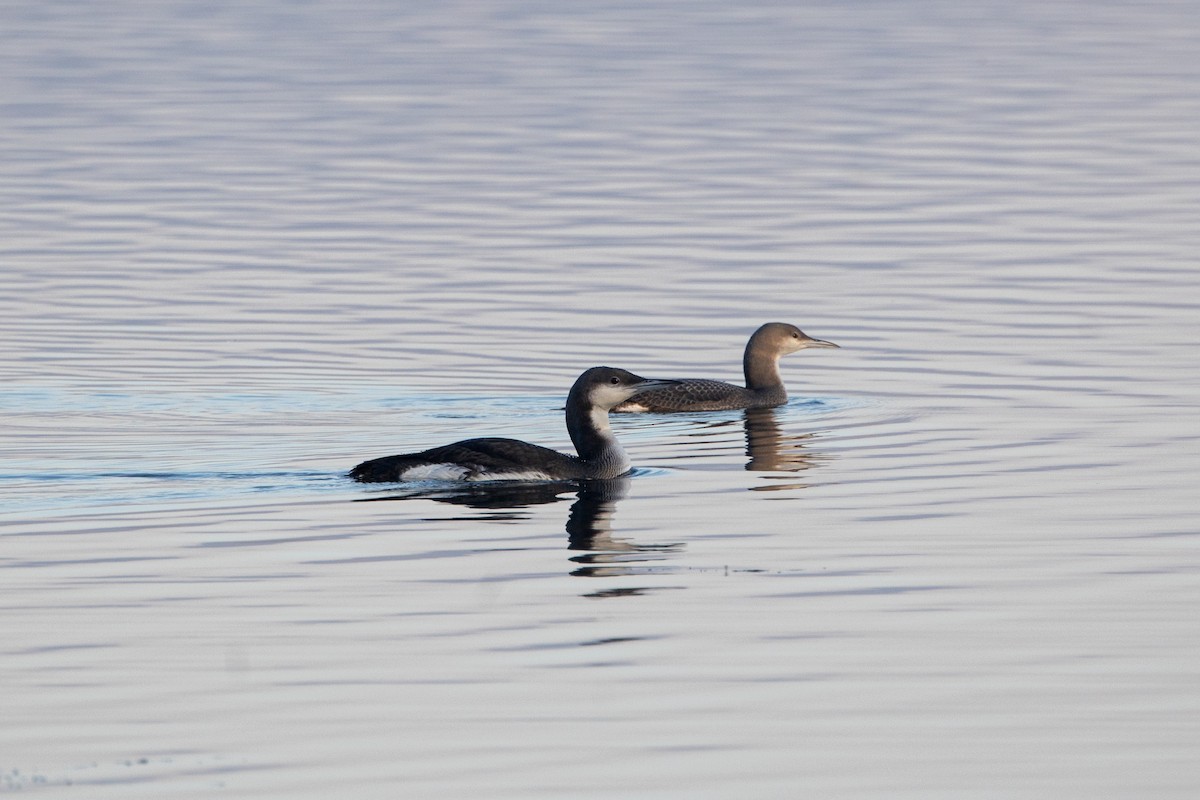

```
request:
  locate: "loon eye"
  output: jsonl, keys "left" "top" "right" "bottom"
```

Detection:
{"left": 609, "top": 375, "right": 622, "bottom": 385}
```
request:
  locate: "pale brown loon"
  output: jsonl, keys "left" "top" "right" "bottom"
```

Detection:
{"left": 613, "top": 322, "right": 838, "bottom": 413}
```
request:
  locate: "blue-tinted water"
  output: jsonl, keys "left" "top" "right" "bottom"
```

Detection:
{"left": 3, "top": 2, "right": 1199, "bottom": 797}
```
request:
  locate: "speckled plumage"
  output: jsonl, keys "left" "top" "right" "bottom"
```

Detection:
{"left": 616, "top": 378, "right": 768, "bottom": 412}
{"left": 614, "top": 322, "right": 838, "bottom": 413}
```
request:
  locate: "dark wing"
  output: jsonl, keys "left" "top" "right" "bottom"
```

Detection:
{"left": 350, "top": 437, "right": 578, "bottom": 482}
{"left": 426, "top": 438, "right": 575, "bottom": 472}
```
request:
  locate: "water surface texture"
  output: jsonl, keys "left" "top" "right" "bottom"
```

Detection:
{"left": 3, "top": 2, "right": 1199, "bottom": 797}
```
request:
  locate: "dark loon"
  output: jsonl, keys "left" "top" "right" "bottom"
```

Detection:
{"left": 350, "top": 367, "right": 677, "bottom": 483}
{"left": 613, "top": 322, "right": 838, "bottom": 413}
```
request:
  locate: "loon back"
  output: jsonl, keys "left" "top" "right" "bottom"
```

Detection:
{"left": 349, "top": 438, "right": 590, "bottom": 482}
{"left": 349, "top": 367, "right": 680, "bottom": 483}
{"left": 614, "top": 378, "right": 769, "bottom": 412}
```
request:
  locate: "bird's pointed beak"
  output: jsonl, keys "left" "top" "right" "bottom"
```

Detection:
{"left": 803, "top": 337, "right": 839, "bottom": 349}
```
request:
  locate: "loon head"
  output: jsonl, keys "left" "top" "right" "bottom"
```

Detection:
{"left": 572, "top": 366, "right": 679, "bottom": 411}
{"left": 754, "top": 322, "right": 840, "bottom": 356}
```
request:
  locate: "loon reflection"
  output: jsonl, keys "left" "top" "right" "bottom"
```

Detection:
{"left": 354, "top": 475, "right": 682, "bottom": 574}
{"left": 742, "top": 407, "right": 825, "bottom": 474}
{"left": 564, "top": 477, "right": 683, "bottom": 579}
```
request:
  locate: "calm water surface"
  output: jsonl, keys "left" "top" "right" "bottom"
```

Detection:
{"left": 3, "top": 2, "right": 1199, "bottom": 797}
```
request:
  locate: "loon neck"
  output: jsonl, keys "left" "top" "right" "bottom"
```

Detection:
{"left": 743, "top": 345, "right": 785, "bottom": 395}
{"left": 565, "top": 388, "right": 630, "bottom": 477}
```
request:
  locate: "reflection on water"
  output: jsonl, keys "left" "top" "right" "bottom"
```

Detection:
{"left": 565, "top": 477, "right": 629, "bottom": 549}
{"left": 565, "top": 477, "right": 685, "bottom": 586}
{"left": 349, "top": 406, "right": 829, "bottom": 579}
{"left": 355, "top": 474, "right": 685, "bottom": 582}
{"left": 652, "top": 403, "right": 834, "bottom": 489}
{"left": 4, "top": 0, "right": 1199, "bottom": 796}
{"left": 743, "top": 407, "right": 824, "bottom": 474}
{"left": 356, "top": 479, "right": 571, "bottom": 511}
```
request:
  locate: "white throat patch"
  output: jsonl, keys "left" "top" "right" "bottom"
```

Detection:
{"left": 588, "top": 405, "right": 629, "bottom": 475}
{"left": 588, "top": 405, "right": 614, "bottom": 437}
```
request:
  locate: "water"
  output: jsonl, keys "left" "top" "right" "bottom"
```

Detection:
{"left": 3, "top": 1, "right": 1199, "bottom": 796}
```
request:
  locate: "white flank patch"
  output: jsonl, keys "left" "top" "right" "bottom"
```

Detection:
{"left": 615, "top": 403, "right": 650, "bottom": 413}
{"left": 398, "top": 463, "right": 471, "bottom": 481}
{"left": 471, "top": 469, "right": 558, "bottom": 482}
{"left": 399, "top": 463, "right": 560, "bottom": 482}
